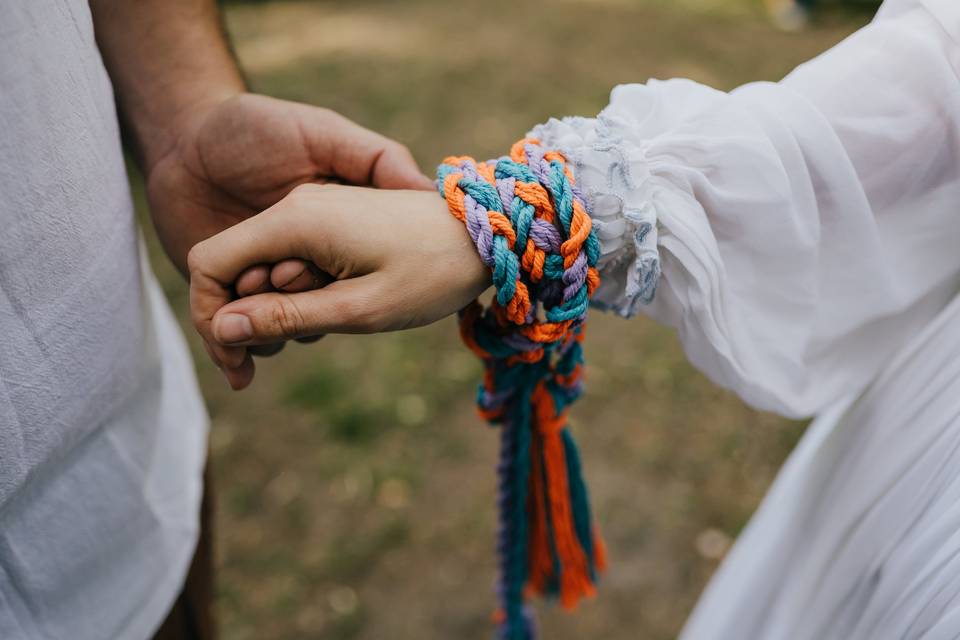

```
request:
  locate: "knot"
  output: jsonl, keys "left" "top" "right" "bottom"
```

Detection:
{"left": 437, "top": 139, "right": 605, "bottom": 640}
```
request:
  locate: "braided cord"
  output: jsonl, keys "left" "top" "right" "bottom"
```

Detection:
{"left": 437, "top": 139, "right": 606, "bottom": 640}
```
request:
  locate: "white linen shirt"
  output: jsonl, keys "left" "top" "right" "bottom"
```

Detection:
{"left": 534, "top": 0, "right": 960, "bottom": 637}
{"left": 0, "top": 1, "right": 208, "bottom": 639}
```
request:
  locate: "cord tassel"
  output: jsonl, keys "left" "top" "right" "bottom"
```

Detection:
{"left": 438, "top": 139, "right": 604, "bottom": 639}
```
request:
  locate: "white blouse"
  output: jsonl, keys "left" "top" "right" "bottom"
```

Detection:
{"left": 533, "top": 0, "right": 960, "bottom": 419}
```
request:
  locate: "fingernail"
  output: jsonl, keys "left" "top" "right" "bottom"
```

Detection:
{"left": 215, "top": 314, "right": 253, "bottom": 344}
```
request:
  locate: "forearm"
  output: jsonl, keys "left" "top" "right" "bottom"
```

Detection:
{"left": 90, "top": 0, "right": 245, "bottom": 173}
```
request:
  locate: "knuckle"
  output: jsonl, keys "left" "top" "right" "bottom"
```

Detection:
{"left": 186, "top": 242, "right": 208, "bottom": 275}
{"left": 269, "top": 296, "right": 307, "bottom": 339}
{"left": 287, "top": 182, "right": 342, "bottom": 210}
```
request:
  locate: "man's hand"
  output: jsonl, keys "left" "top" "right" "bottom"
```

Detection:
{"left": 145, "top": 93, "right": 433, "bottom": 276}
{"left": 188, "top": 184, "right": 491, "bottom": 390}
{"left": 90, "top": 0, "right": 433, "bottom": 358}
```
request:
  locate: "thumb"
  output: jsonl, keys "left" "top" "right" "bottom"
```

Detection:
{"left": 210, "top": 276, "right": 387, "bottom": 345}
{"left": 370, "top": 142, "right": 435, "bottom": 191}
{"left": 311, "top": 109, "right": 433, "bottom": 190}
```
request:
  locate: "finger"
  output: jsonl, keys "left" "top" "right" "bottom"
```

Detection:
{"left": 187, "top": 191, "right": 328, "bottom": 289}
{"left": 204, "top": 333, "right": 247, "bottom": 370}
{"left": 201, "top": 338, "right": 224, "bottom": 370}
{"left": 370, "top": 142, "right": 435, "bottom": 191}
{"left": 236, "top": 264, "right": 273, "bottom": 297}
{"left": 236, "top": 266, "right": 290, "bottom": 359}
{"left": 271, "top": 261, "right": 333, "bottom": 344}
{"left": 270, "top": 258, "right": 325, "bottom": 293}
{"left": 249, "top": 342, "right": 286, "bottom": 357}
{"left": 223, "top": 353, "right": 256, "bottom": 391}
{"left": 210, "top": 276, "right": 385, "bottom": 345}
{"left": 188, "top": 191, "right": 346, "bottom": 358}
{"left": 191, "top": 255, "right": 258, "bottom": 370}
{"left": 201, "top": 336, "right": 254, "bottom": 388}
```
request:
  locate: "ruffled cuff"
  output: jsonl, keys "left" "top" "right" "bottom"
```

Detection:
{"left": 529, "top": 114, "right": 661, "bottom": 318}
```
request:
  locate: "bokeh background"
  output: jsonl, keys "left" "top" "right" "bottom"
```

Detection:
{"left": 134, "top": 1, "right": 877, "bottom": 638}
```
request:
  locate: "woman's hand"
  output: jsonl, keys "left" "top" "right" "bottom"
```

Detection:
{"left": 188, "top": 184, "right": 491, "bottom": 390}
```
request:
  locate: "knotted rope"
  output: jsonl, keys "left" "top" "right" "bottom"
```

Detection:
{"left": 437, "top": 138, "right": 606, "bottom": 639}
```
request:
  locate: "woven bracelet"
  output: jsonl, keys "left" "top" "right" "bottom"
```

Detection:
{"left": 437, "top": 138, "right": 605, "bottom": 640}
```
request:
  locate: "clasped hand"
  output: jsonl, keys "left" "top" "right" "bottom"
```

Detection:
{"left": 141, "top": 90, "right": 482, "bottom": 387}
{"left": 188, "top": 184, "right": 490, "bottom": 390}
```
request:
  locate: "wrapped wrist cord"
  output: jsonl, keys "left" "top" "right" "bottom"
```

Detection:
{"left": 437, "top": 139, "right": 606, "bottom": 640}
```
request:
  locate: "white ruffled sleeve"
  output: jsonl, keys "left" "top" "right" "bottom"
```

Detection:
{"left": 532, "top": 0, "right": 960, "bottom": 418}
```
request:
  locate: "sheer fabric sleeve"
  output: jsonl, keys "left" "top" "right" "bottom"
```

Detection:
{"left": 532, "top": 0, "right": 960, "bottom": 417}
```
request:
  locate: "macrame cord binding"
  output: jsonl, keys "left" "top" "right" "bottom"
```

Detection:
{"left": 437, "top": 138, "right": 606, "bottom": 640}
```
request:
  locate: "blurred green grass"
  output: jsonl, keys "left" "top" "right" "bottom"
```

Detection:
{"left": 134, "top": 1, "right": 871, "bottom": 638}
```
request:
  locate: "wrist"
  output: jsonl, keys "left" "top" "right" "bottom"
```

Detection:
{"left": 427, "top": 194, "right": 492, "bottom": 300}
{"left": 90, "top": 0, "right": 246, "bottom": 176}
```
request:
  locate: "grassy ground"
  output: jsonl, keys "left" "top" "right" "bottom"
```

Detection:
{"left": 138, "top": 1, "right": 873, "bottom": 638}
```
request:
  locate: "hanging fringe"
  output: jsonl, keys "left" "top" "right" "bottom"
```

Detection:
{"left": 437, "top": 139, "right": 605, "bottom": 639}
